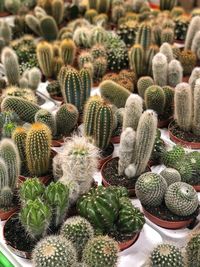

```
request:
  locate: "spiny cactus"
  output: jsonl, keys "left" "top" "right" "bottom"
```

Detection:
{"left": 60, "top": 39, "right": 76, "bottom": 65}
{"left": 0, "top": 158, "right": 8, "bottom": 191}
{"left": 136, "top": 23, "right": 152, "bottom": 50}
{"left": 150, "top": 244, "right": 184, "bottom": 267}
{"left": 78, "top": 51, "right": 93, "bottom": 70}
{"left": 144, "top": 85, "right": 165, "bottom": 116}
{"left": 152, "top": 53, "right": 168, "bottom": 87}
{"left": 179, "top": 50, "right": 196, "bottom": 76}
{"left": 137, "top": 76, "right": 154, "bottom": 98}
{"left": 84, "top": 9, "right": 98, "bottom": 23}
{"left": 100, "top": 80, "right": 131, "bottom": 108}
{"left": 40, "top": 16, "right": 58, "bottom": 41}
{"left": 25, "top": 14, "right": 41, "bottom": 36}
{"left": 80, "top": 68, "right": 92, "bottom": 104}
{"left": 90, "top": 26, "right": 107, "bottom": 46}
{"left": 37, "top": 41, "right": 53, "bottom": 78}
{"left": 168, "top": 59, "right": 183, "bottom": 88}
{"left": 185, "top": 16, "right": 200, "bottom": 51}
{"left": 135, "top": 172, "right": 167, "bottom": 207}
{"left": 35, "top": 109, "right": 56, "bottom": 136}
{"left": 123, "top": 94, "right": 143, "bottom": 131}
{"left": 161, "top": 27, "right": 174, "bottom": 44}
{"left": 162, "top": 145, "right": 185, "bottom": 168}
{"left": 160, "top": 168, "right": 181, "bottom": 186}
{"left": 1, "top": 47, "right": 20, "bottom": 86}
{"left": 56, "top": 103, "right": 78, "bottom": 137}
{"left": 129, "top": 44, "right": 144, "bottom": 77}
{"left": 174, "top": 82, "right": 192, "bottom": 132}
{"left": 26, "top": 122, "right": 52, "bottom": 177}
{"left": 61, "top": 216, "right": 94, "bottom": 257}
{"left": 73, "top": 26, "right": 91, "bottom": 49}
{"left": 160, "top": 42, "right": 174, "bottom": 63}
{"left": 191, "top": 31, "right": 200, "bottom": 60}
{"left": 12, "top": 126, "right": 27, "bottom": 169}
{"left": 0, "top": 21, "right": 12, "bottom": 45}
{"left": 93, "top": 57, "right": 107, "bottom": 81}
{"left": 32, "top": 235, "right": 77, "bottom": 267}
{"left": 189, "top": 67, "right": 200, "bottom": 91}
{"left": 145, "top": 45, "right": 159, "bottom": 77}
{"left": 97, "top": 0, "right": 110, "bottom": 13}
{"left": 173, "top": 159, "right": 193, "bottom": 183}
{"left": 91, "top": 44, "right": 107, "bottom": 59}
{"left": 46, "top": 80, "right": 61, "bottom": 98}
{"left": 28, "top": 67, "right": 42, "bottom": 90}
{"left": 0, "top": 186, "right": 13, "bottom": 207}
{"left": 112, "top": 4, "right": 125, "bottom": 24}
{"left": 52, "top": 0, "right": 64, "bottom": 25}
{"left": 82, "top": 236, "right": 118, "bottom": 267}
{"left": 160, "top": 0, "right": 177, "bottom": 10}
{"left": 165, "top": 182, "right": 198, "bottom": 216}
{"left": 192, "top": 78, "right": 200, "bottom": 135}
{"left": 186, "top": 231, "right": 200, "bottom": 267}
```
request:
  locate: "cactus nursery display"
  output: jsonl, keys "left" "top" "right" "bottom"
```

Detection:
{"left": 2, "top": 1, "right": 200, "bottom": 267}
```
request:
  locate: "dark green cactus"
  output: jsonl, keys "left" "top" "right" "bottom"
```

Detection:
{"left": 80, "top": 68, "right": 92, "bottom": 104}
{"left": 46, "top": 80, "right": 62, "bottom": 98}
{"left": 137, "top": 76, "right": 154, "bottom": 98}
{"left": 145, "top": 45, "right": 159, "bottom": 76}
{"left": 35, "top": 109, "right": 56, "bottom": 136}
{"left": 160, "top": 168, "right": 181, "bottom": 186}
{"left": 144, "top": 85, "right": 165, "bottom": 115}
{"left": 162, "top": 145, "right": 185, "bottom": 168}
{"left": 40, "top": 16, "right": 58, "bottom": 41}
{"left": 37, "top": 41, "right": 53, "bottom": 78}
{"left": 135, "top": 23, "right": 152, "bottom": 50}
{"left": 160, "top": 0, "right": 177, "bottom": 11}
{"left": 129, "top": 44, "right": 144, "bottom": 77}
{"left": 162, "top": 86, "right": 174, "bottom": 118}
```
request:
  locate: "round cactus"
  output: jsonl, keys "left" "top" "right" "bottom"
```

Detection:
{"left": 144, "top": 85, "right": 165, "bottom": 115}
{"left": 137, "top": 76, "right": 154, "bottom": 98}
{"left": 186, "top": 231, "right": 200, "bottom": 267}
{"left": 82, "top": 236, "right": 118, "bottom": 267}
{"left": 150, "top": 244, "right": 184, "bottom": 267}
{"left": 60, "top": 216, "right": 94, "bottom": 256}
{"left": 0, "top": 186, "right": 13, "bottom": 207}
{"left": 173, "top": 160, "right": 193, "bottom": 183}
{"left": 35, "top": 109, "right": 56, "bottom": 136}
{"left": 32, "top": 235, "right": 77, "bottom": 267}
{"left": 160, "top": 168, "right": 181, "bottom": 186}
{"left": 185, "top": 151, "right": 200, "bottom": 172}
{"left": 19, "top": 177, "right": 44, "bottom": 203}
{"left": 165, "top": 182, "right": 199, "bottom": 216}
{"left": 135, "top": 172, "right": 168, "bottom": 207}
{"left": 162, "top": 145, "right": 185, "bottom": 168}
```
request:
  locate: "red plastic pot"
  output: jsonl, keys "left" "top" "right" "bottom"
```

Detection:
{"left": 118, "top": 233, "right": 140, "bottom": 251}
{"left": 193, "top": 185, "right": 200, "bottom": 192}
{"left": 111, "top": 135, "right": 120, "bottom": 144}
{"left": 143, "top": 207, "right": 194, "bottom": 229}
{"left": 52, "top": 138, "right": 64, "bottom": 147}
{"left": 158, "top": 117, "right": 172, "bottom": 128}
{"left": 0, "top": 207, "right": 19, "bottom": 221}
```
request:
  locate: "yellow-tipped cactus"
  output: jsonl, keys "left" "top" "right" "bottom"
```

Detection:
{"left": 37, "top": 41, "right": 53, "bottom": 78}
{"left": 60, "top": 39, "right": 76, "bottom": 65}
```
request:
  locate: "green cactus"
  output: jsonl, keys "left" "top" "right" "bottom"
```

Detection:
{"left": 19, "top": 198, "right": 51, "bottom": 239}
{"left": 55, "top": 103, "right": 78, "bottom": 136}
{"left": 25, "top": 14, "right": 41, "bottom": 36}
{"left": 28, "top": 67, "right": 42, "bottom": 91}
{"left": 160, "top": 0, "right": 177, "bottom": 11}
{"left": 173, "top": 160, "right": 193, "bottom": 183}
{"left": 37, "top": 41, "right": 53, "bottom": 78}
{"left": 168, "top": 59, "right": 183, "bottom": 88}
{"left": 40, "top": 16, "right": 58, "bottom": 41}
{"left": 88, "top": 0, "right": 97, "bottom": 9}
{"left": 94, "top": 102, "right": 114, "bottom": 150}
{"left": 185, "top": 151, "right": 200, "bottom": 172}
{"left": 112, "top": 4, "right": 125, "bottom": 24}
{"left": 60, "top": 216, "right": 94, "bottom": 257}
{"left": 26, "top": 122, "right": 52, "bottom": 177}
{"left": 46, "top": 80, "right": 61, "bottom": 97}
{"left": 179, "top": 50, "right": 196, "bottom": 76}
{"left": 78, "top": 51, "right": 93, "bottom": 70}
{"left": 0, "top": 0, "right": 5, "bottom": 12}
{"left": 5, "top": 0, "right": 20, "bottom": 14}
{"left": 129, "top": 44, "right": 144, "bottom": 77}
{"left": 0, "top": 186, "right": 13, "bottom": 207}
{"left": 152, "top": 25, "right": 162, "bottom": 46}
{"left": 137, "top": 76, "right": 154, "bottom": 98}
{"left": 0, "top": 21, "right": 12, "bottom": 45}
{"left": 144, "top": 85, "right": 165, "bottom": 116}
{"left": 80, "top": 68, "right": 92, "bottom": 104}
{"left": 82, "top": 236, "right": 118, "bottom": 267}
{"left": 93, "top": 57, "right": 107, "bottom": 81}
{"left": 160, "top": 168, "right": 181, "bottom": 186}
{"left": 161, "top": 27, "right": 174, "bottom": 44}
{"left": 165, "top": 182, "right": 199, "bottom": 216}
{"left": 90, "top": 26, "right": 107, "bottom": 46}
{"left": 35, "top": 109, "right": 56, "bottom": 136}
{"left": 100, "top": 80, "right": 131, "bottom": 108}
{"left": 52, "top": 0, "right": 64, "bottom": 24}
{"left": 12, "top": 126, "right": 27, "bottom": 169}
{"left": 135, "top": 172, "right": 167, "bottom": 207}
{"left": 150, "top": 244, "right": 184, "bottom": 267}
{"left": 135, "top": 23, "right": 152, "bottom": 50}
{"left": 60, "top": 39, "right": 76, "bottom": 65}
{"left": 186, "top": 231, "right": 200, "bottom": 267}
{"left": 0, "top": 158, "right": 8, "bottom": 191}
{"left": 73, "top": 26, "right": 91, "bottom": 49}
{"left": 145, "top": 45, "right": 159, "bottom": 77}
{"left": 185, "top": 16, "right": 200, "bottom": 51}
{"left": 162, "top": 145, "right": 185, "bottom": 168}
{"left": 1, "top": 47, "right": 20, "bottom": 86}
{"left": 84, "top": 9, "right": 98, "bottom": 23}
{"left": 91, "top": 44, "right": 107, "bottom": 59}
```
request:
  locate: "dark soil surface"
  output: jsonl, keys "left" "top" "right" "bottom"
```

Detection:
{"left": 100, "top": 142, "right": 114, "bottom": 158}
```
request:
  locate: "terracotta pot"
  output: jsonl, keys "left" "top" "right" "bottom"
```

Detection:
{"left": 0, "top": 12, "right": 11, "bottom": 17}
{"left": 0, "top": 207, "right": 19, "bottom": 221}
{"left": 52, "top": 138, "right": 64, "bottom": 147}
{"left": 18, "top": 174, "right": 52, "bottom": 185}
{"left": 182, "top": 75, "right": 190, "bottom": 83}
{"left": 158, "top": 117, "right": 172, "bottom": 128}
{"left": 143, "top": 207, "right": 194, "bottom": 229}
{"left": 98, "top": 143, "right": 114, "bottom": 169}
{"left": 169, "top": 121, "right": 200, "bottom": 149}
{"left": 111, "top": 135, "right": 120, "bottom": 144}
{"left": 193, "top": 185, "right": 200, "bottom": 192}
{"left": 118, "top": 232, "right": 140, "bottom": 251}
{"left": 50, "top": 95, "right": 63, "bottom": 102}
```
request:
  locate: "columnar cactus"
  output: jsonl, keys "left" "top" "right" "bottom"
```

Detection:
{"left": 160, "top": 0, "right": 177, "bottom": 10}
{"left": 52, "top": 0, "right": 64, "bottom": 24}
{"left": 1, "top": 47, "right": 20, "bottom": 86}
{"left": 90, "top": 26, "right": 107, "bottom": 46}
{"left": 191, "top": 31, "right": 200, "bottom": 59}
{"left": 192, "top": 78, "right": 200, "bottom": 135}
{"left": 144, "top": 85, "right": 165, "bottom": 115}
{"left": 25, "top": 14, "right": 41, "bottom": 36}
{"left": 97, "top": 0, "right": 110, "bottom": 13}
{"left": 160, "top": 42, "right": 174, "bottom": 63}
{"left": 35, "top": 109, "right": 56, "bottom": 136}
{"left": 0, "top": 21, "right": 12, "bottom": 45}
{"left": 189, "top": 67, "right": 200, "bottom": 91}
{"left": 165, "top": 182, "right": 199, "bottom": 216}
{"left": 186, "top": 231, "right": 200, "bottom": 267}
{"left": 152, "top": 53, "right": 168, "bottom": 87}
{"left": 136, "top": 23, "right": 152, "bottom": 51}
{"left": 145, "top": 45, "right": 159, "bottom": 77}
{"left": 40, "top": 16, "right": 58, "bottom": 41}
{"left": 129, "top": 44, "right": 144, "bottom": 77}
{"left": 161, "top": 27, "right": 174, "bottom": 44}
{"left": 112, "top": 4, "right": 125, "bottom": 24}
{"left": 60, "top": 39, "right": 76, "bottom": 65}
{"left": 78, "top": 51, "right": 93, "bottom": 69}
{"left": 137, "top": 76, "right": 154, "bottom": 98}
{"left": 80, "top": 68, "right": 92, "bottom": 104}
{"left": 174, "top": 83, "right": 192, "bottom": 131}
{"left": 0, "top": 158, "right": 13, "bottom": 207}
{"left": 12, "top": 126, "right": 27, "bottom": 169}
{"left": 185, "top": 16, "right": 200, "bottom": 51}
{"left": 19, "top": 178, "right": 44, "bottom": 204}
{"left": 162, "top": 145, "right": 185, "bottom": 168}
{"left": 179, "top": 50, "right": 196, "bottom": 76}
{"left": 160, "top": 168, "right": 181, "bottom": 186}
{"left": 28, "top": 67, "right": 42, "bottom": 91}
{"left": 26, "top": 122, "right": 52, "bottom": 177}
{"left": 168, "top": 59, "right": 183, "bottom": 88}
{"left": 37, "top": 41, "right": 53, "bottom": 78}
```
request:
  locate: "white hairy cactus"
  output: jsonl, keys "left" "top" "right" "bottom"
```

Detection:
{"left": 160, "top": 42, "right": 174, "bottom": 63}
{"left": 152, "top": 53, "right": 168, "bottom": 87}
{"left": 168, "top": 59, "right": 183, "bottom": 87}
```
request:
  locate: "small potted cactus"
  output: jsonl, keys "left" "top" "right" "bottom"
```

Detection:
{"left": 185, "top": 230, "right": 200, "bottom": 267}
{"left": 101, "top": 94, "right": 157, "bottom": 195}
{"left": 136, "top": 173, "right": 199, "bottom": 229}
{"left": 169, "top": 82, "right": 200, "bottom": 149}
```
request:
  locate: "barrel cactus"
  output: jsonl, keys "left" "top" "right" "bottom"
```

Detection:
{"left": 160, "top": 168, "right": 181, "bottom": 186}
{"left": 186, "top": 231, "right": 200, "bottom": 267}
{"left": 35, "top": 109, "right": 56, "bottom": 136}
{"left": 162, "top": 145, "right": 185, "bottom": 168}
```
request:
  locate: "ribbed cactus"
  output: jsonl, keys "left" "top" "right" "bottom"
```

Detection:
{"left": 91, "top": 44, "right": 107, "bottom": 59}
{"left": 52, "top": 0, "right": 64, "bottom": 24}
{"left": 135, "top": 172, "right": 167, "bottom": 207}
{"left": 152, "top": 53, "right": 168, "bottom": 87}
{"left": 179, "top": 50, "right": 196, "bottom": 76}
{"left": 160, "top": 42, "right": 174, "bottom": 63}
{"left": 174, "top": 83, "right": 192, "bottom": 131}
{"left": 189, "top": 67, "right": 200, "bottom": 91}
{"left": 19, "top": 199, "right": 51, "bottom": 239}
{"left": 0, "top": 159, "right": 8, "bottom": 191}
{"left": 135, "top": 23, "right": 152, "bottom": 50}
{"left": 35, "top": 109, "right": 56, "bottom": 136}
{"left": 25, "top": 14, "right": 41, "bottom": 36}
{"left": 137, "top": 76, "right": 154, "bottom": 98}
{"left": 1, "top": 47, "right": 20, "bottom": 86}
{"left": 60, "top": 216, "right": 94, "bottom": 256}
{"left": 80, "top": 68, "right": 92, "bottom": 104}
{"left": 160, "top": 0, "right": 177, "bottom": 10}
{"left": 19, "top": 178, "right": 44, "bottom": 204}
{"left": 165, "top": 182, "right": 198, "bottom": 216}
{"left": 53, "top": 56, "right": 63, "bottom": 78}
{"left": 94, "top": 102, "right": 114, "bottom": 150}
{"left": 73, "top": 27, "right": 91, "bottom": 49}
{"left": 1, "top": 96, "right": 40, "bottom": 123}
{"left": 40, "top": 16, "right": 58, "bottom": 41}
{"left": 144, "top": 85, "right": 165, "bottom": 116}
{"left": 46, "top": 80, "right": 61, "bottom": 97}
{"left": 191, "top": 31, "right": 200, "bottom": 59}
{"left": 160, "top": 168, "right": 181, "bottom": 186}
{"left": 123, "top": 94, "right": 143, "bottom": 131}
{"left": 145, "top": 45, "right": 159, "bottom": 77}
{"left": 192, "top": 78, "right": 200, "bottom": 135}
{"left": 12, "top": 126, "right": 27, "bottom": 169}
{"left": 97, "top": 0, "right": 110, "bottom": 13}
{"left": 168, "top": 59, "right": 183, "bottom": 88}
{"left": 59, "top": 66, "right": 84, "bottom": 112}
{"left": 161, "top": 27, "right": 174, "bottom": 44}
{"left": 93, "top": 57, "right": 107, "bottom": 81}
{"left": 32, "top": 235, "right": 77, "bottom": 267}
{"left": 186, "top": 231, "right": 200, "bottom": 267}
{"left": 90, "top": 26, "right": 107, "bottom": 46}
{"left": 27, "top": 67, "right": 42, "bottom": 91}
{"left": 0, "top": 21, "right": 12, "bottom": 45}
{"left": 162, "top": 145, "right": 185, "bottom": 168}
{"left": 152, "top": 25, "right": 162, "bottom": 47}
{"left": 37, "top": 41, "right": 53, "bottom": 78}
{"left": 129, "top": 44, "right": 144, "bottom": 77}
{"left": 88, "top": 0, "right": 97, "bottom": 9}
{"left": 112, "top": 4, "right": 125, "bottom": 24}
{"left": 0, "top": 186, "right": 13, "bottom": 207}
{"left": 60, "top": 39, "right": 76, "bottom": 65}
{"left": 185, "top": 16, "right": 200, "bottom": 51}
{"left": 26, "top": 122, "right": 52, "bottom": 177}
{"left": 78, "top": 51, "right": 93, "bottom": 69}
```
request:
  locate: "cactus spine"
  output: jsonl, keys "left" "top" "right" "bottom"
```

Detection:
{"left": 80, "top": 68, "right": 92, "bottom": 104}
{"left": 37, "top": 41, "right": 53, "bottom": 78}
{"left": 137, "top": 76, "right": 154, "bottom": 98}
{"left": 168, "top": 59, "right": 183, "bottom": 88}
{"left": 152, "top": 53, "right": 168, "bottom": 87}
{"left": 129, "top": 44, "right": 144, "bottom": 77}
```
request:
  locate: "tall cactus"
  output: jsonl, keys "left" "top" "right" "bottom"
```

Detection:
{"left": 152, "top": 52, "right": 168, "bottom": 87}
{"left": 129, "top": 44, "right": 144, "bottom": 77}
{"left": 160, "top": 42, "right": 174, "bottom": 63}
{"left": 37, "top": 41, "right": 53, "bottom": 78}
{"left": 35, "top": 109, "right": 56, "bottom": 136}
{"left": 12, "top": 126, "right": 27, "bottom": 169}
{"left": 26, "top": 122, "right": 52, "bottom": 177}
{"left": 145, "top": 45, "right": 159, "bottom": 77}
{"left": 40, "top": 16, "right": 58, "bottom": 41}
{"left": 80, "top": 68, "right": 92, "bottom": 104}
{"left": 0, "top": 159, "right": 8, "bottom": 191}
{"left": 135, "top": 23, "right": 152, "bottom": 50}
{"left": 185, "top": 16, "right": 200, "bottom": 51}
{"left": 192, "top": 78, "right": 200, "bottom": 135}
{"left": 52, "top": 0, "right": 64, "bottom": 24}
{"left": 168, "top": 59, "right": 183, "bottom": 88}
{"left": 144, "top": 85, "right": 165, "bottom": 115}
{"left": 60, "top": 39, "right": 76, "bottom": 65}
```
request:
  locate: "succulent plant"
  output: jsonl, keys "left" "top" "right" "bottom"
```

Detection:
{"left": 186, "top": 231, "right": 200, "bottom": 267}
{"left": 168, "top": 59, "right": 183, "bottom": 88}
{"left": 0, "top": 21, "right": 12, "bottom": 45}
{"left": 137, "top": 76, "right": 154, "bottom": 98}
{"left": 162, "top": 145, "right": 185, "bottom": 168}
{"left": 52, "top": 0, "right": 64, "bottom": 24}
{"left": 37, "top": 41, "right": 53, "bottom": 78}
{"left": 152, "top": 52, "right": 168, "bottom": 87}
{"left": 136, "top": 22, "right": 152, "bottom": 50}
{"left": 60, "top": 39, "right": 76, "bottom": 65}
{"left": 185, "top": 16, "right": 200, "bottom": 51}
{"left": 160, "top": 168, "right": 181, "bottom": 186}
{"left": 46, "top": 80, "right": 61, "bottom": 98}
{"left": 160, "top": 0, "right": 177, "bottom": 11}
{"left": 117, "top": 20, "right": 138, "bottom": 47}
{"left": 144, "top": 85, "right": 165, "bottom": 116}
{"left": 93, "top": 57, "right": 107, "bottom": 82}
{"left": 129, "top": 44, "right": 144, "bottom": 77}
{"left": 35, "top": 109, "right": 56, "bottom": 136}
{"left": 161, "top": 27, "right": 174, "bottom": 44}
{"left": 160, "top": 42, "right": 174, "bottom": 63}
{"left": 145, "top": 44, "right": 159, "bottom": 77}
{"left": 84, "top": 9, "right": 98, "bottom": 23}
{"left": 179, "top": 50, "right": 197, "bottom": 76}
{"left": 73, "top": 26, "right": 91, "bottom": 48}
{"left": 173, "top": 160, "right": 193, "bottom": 183}
{"left": 112, "top": 4, "right": 125, "bottom": 24}
{"left": 174, "top": 15, "right": 189, "bottom": 41}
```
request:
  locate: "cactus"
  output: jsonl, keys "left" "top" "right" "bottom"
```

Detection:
{"left": 88, "top": 0, "right": 97, "bottom": 9}
{"left": 91, "top": 44, "right": 107, "bottom": 59}
{"left": 129, "top": 44, "right": 144, "bottom": 77}
{"left": 112, "top": 4, "right": 125, "bottom": 24}
{"left": 0, "top": 21, "right": 12, "bottom": 45}
{"left": 12, "top": 126, "right": 27, "bottom": 169}
{"left": 186, "top": 231, "right": 200, "bottom": 267}
{"left": 97, "top": 0, "right": 110, "bottom": 13}
{"left": 137, "top": 76, "right": 154, "bottom": 98}
{"left": 152, "top": 53, "right": 168, "bottom": 87}
{"left": 162, "top": 145, "right": 185, "bottom": 168}
{"left": 179, "top": 50, "right": 196, "bottom": 76}
{"left": 0, "top": 158, "right": 8, "bottom": 191}
{"left": 56, "top": 103, "right": 78, "bottom": 136}
{"left": 35, "top": 109, "right": 56, "bottom": 136}
{"left": 60, "top": 39, "right": 76, "bottom": 65}
{"left": 37, "top": 41, "right": 53, "bottom": 78}
{"left": 94, "top": 102, "right": 114, "bottom": 150}
{"left": 135, "top": 172, "right": 167, "bottom": 207}
{"left": 73, "top": 27, "right": 91, "bottom": 49}
{"left": 185, "top": 16, "right": 200, "bottom": 51}
{"left": 135, "top": 23, "right": 152, "bottom": 50}
{"left": 0, "top": 139, "right": 20, "bottom": 190}
{"left": 150, "top": 244, "right": 184, "bottom": 267}
{"left": 161, "top": 27, "right": 174, "bottom": 44}
{"left": 144, "top": 85, "right": 165, "bottom": 116}
{"left": 100, "top": 80, "right": 130, "bottom": 108}
{"left": 84, "top": 9, "right": 98, "bottom": 24}
{"left": 82, "top": 236, "right": 118, "bottom": 267}
{"left": 52, "top": 0, "right": 64, "bottom": 24}
{"left": 160, "top": 0, "right": 177, "bottom": 11}
{"left": 191, "top": 31, "right": 200, "bottom": 59}
{"left": 185, "top": 151, "right": 200, "bottom": 172}
{"left": 78, "top": 51, "right": 93, "bottom": 70}
{"left": 28, "top": 67, "right": 42, "bottom": 91}
{"left": 145, "top": 45, "right": 159, "bottom": 77}
{"left": 52, "top": 56, "right": 63, "bottom": 78}
{"left": 192, "top": 78, "right": 200, "bottom": 135}
{"left": 93, "top": 57, "right": 107, "bottom": 81}
{"left": 19, "top": 199, "right": 51, "bottom": 239}
{"left": 45, "top": 181, "right": 69, "bottom": 227}
{"left": 5, "top": 0, "right": 20, "bottom": 14}
{"left": 152, "top": 25, "right": 162, "bottom": 47}
{"left": 174, "top": 15, "right": 189, "bottom": 41}
{"left": 123, "top": 94, "right": 143, "bottom": 131}
{"left": 46, "top": 80, "right": 61, "bottom": 97}
{"left": 26, "top": 122, "right": 51, "bottom": 177}
{"left": 160, "top": 42, "right": 174, "bottom": 63}
{"left": 90, "top": 26, "right": 107, "bottom": 46}
{"left": 174, "top": 83, "right": 192, "bottom": 131}
{"left": 165, "top": 182, "right": 198, "bottom": 216}
{"left": 40, "top": 16, "right": 58, "bottom": 41}
{"left": 0, "top": 186, "right": 13, "bottom": 207}
{"left": 160, "top": 168, "right": 181, "bottom": 186}
{"left": 61, "top": 216, "right": 94, "bottom": 257}
{"left": 167, "top": 59, "right": 183, "bottom": 88}
{"left": 80, "top": 68, "right": 92, "bottom": 104}
{"left": 189, "top": 67, "right": 200, "bottom": 91}
{"left": 32, "top": 235, "right": 77, "bottom": 267}
{"left": 1, "top": 47, "right": 20, "bottom": 86}
{"left": 25, "top": 14, "right": 41, "bottom": 36}
{"left": 172, "top": 160, "right": 193, "bottom": 183}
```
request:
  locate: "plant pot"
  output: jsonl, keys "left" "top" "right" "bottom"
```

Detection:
{"left": 50, "top": 95, "right": 63, "bottom": 102}
{"left": 169, "top": 121, "right": 200, "bottom": 149}
{"left": 143, "top": 207, "right": 194, "bottom": 229}
{"left": 182, "top": 75, "right": 190, "bottom": 83}
{"left": 52, "top": 138, "right": 64, "bottom": 147}
{"left": 193, "top": 185, "right": 200, "bottom": 192}
{"left": 111, "top": 135, "right": 120, "bottom": 144}
{"left": 98, "top": 143, "right": 114, "bottom": 169}
{"left": 118, "top": 232, "right": 140, "bottom": 251}
{"left": 158, "top": 117, "right": 172, "bottom": 128}
{"left": 0, "top": 207, "right": 18, "bottom": 221}
{"left": 0, "top": 12, "right": 11, "bottom": 17}
{"left": 18, "top": 173, "right": 52, "bottom": 185}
